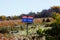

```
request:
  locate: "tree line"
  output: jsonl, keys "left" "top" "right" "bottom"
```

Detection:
{"left": 0, "top": 6, "right": 60, "bottom": 21}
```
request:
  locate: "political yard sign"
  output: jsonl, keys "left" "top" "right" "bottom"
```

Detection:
{"left": 22, "top": 16, "right": 34, "bottom": 23}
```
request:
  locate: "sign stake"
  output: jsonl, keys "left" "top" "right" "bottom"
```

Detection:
{"left": 26, "top": 23, "right": 28, "bottom": 36}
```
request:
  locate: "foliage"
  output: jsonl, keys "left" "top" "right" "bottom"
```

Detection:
{"left": 51, "top": 6, "right": 60, "bottom": 13}
{"left": 0, "top": 27, "right": 9, "bottom": 34}
{"left": 37, "top": 28, "right": 44, "bottom": 36}
{"left": 37, "top": 12, "right": 60, "bottom": 40}
{"left": 46, "top": 18, "right": 50, "bottom": 22}
{"left": 45, "top": 23, "right": 60, "bottom": 36}
{"left": 36, "top": 27, "right": 52, "bottom": 36}
{"left": 10, "top": 27, "right": 19, "bottom": 31}
{"left": 45, "top": 13, "right": 60, "bottom": 40}
{"left": 52, "top": 12, "right": 57, "bottom": 19}
{"left": 0, "top": 6, "right": 60, "bottom": 20}
{"left": 46, "top": 36, "right": 58, "bottom": 40}
{"left": 13, "top": 15, "right": 18, "bottom": 20}
{"left": 42, "top": 19, "right": 45, "bottom": 22}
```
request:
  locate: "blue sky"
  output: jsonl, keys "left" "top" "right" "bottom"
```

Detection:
{"left": 0, "top": 0, "right": 60, "bottom": 16}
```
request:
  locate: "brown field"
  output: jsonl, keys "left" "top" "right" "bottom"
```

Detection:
{"left": 0, "top": 18, "right": 54, "bottom": 27}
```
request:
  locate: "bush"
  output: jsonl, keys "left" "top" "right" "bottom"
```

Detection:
{"left": 46, "top": 19, "right": 50, "bottom": 22}
{"left": 43, "top": 19, "right": 45, "bottom": 22}
{"left": 0, "top": 27, "right": 9, "bottom": 34}
{"left": 46, "top": 36, "right": 58, "bottom": 40}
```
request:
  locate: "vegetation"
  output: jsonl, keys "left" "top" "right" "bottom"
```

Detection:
{"left": 46, "top": 19, "right": 50, "bottom": 22}
{"left": 37, "top": 12, "right": 60, "bottom": 40}
{"left": 0, "top": 6, "right": 60, "bottom": 40}
{"left": 0, "top": 27, "right": 9, "bottom": 34}
{"left": 0, "top": 6, "right": 60, "bottom": 20}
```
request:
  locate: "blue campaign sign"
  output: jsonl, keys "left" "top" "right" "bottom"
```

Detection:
{"left": 22, "top": 16, "right": 33, "bottom": 23}
{"left": 22, "top": 16, "right": 28, "bottom": 22}
{"left": 22, "top": 18, "right": 28, "bottom": 22}
{"left": 28, "top": 18, "right": 33, "bottom": 23}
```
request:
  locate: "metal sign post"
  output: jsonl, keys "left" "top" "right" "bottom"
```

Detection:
{"left": 26, "top": 23, "right": 28, "bottom": 35}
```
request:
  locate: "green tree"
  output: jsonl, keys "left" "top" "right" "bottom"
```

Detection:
{"left": 45, "top": 13, "right": 60, "bottom": 40}
{"left": 13, "top": 15, "right": 18, "bottom": 20}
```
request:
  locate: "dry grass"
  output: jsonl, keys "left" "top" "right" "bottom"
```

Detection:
{"left": 0, "top": 18, "right": 54, "bottom": 27}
